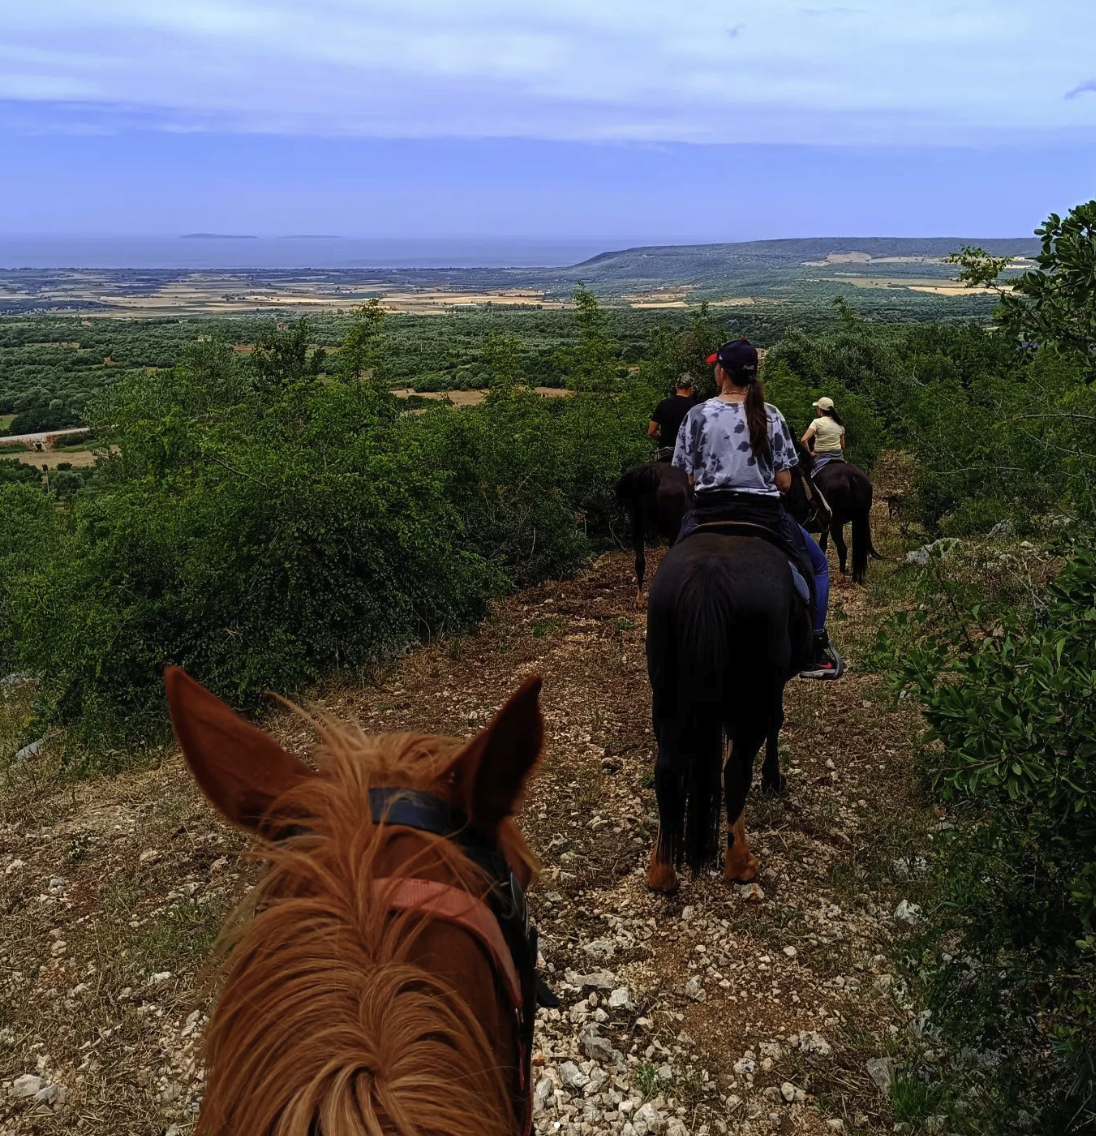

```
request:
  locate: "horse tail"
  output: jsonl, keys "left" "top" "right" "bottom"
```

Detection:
{"left": 671, "top": 559, "right": 732, "bottom": 870}
{"left": 860, "top": 483, "right": 890, "bottom": 563}
{"left": 851, "top": 505, "right": 869, "bottom": 583}
{"left": 867, "top": 521, "right": 888, "bottom": 560}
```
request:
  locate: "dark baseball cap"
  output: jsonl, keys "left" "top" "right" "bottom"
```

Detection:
{"left": 705, "top": 337, "right": 759, "bottom": 380}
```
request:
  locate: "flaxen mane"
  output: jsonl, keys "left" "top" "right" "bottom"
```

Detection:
{"left": 197, "top": 723, "right": 535, "bottom": 1136}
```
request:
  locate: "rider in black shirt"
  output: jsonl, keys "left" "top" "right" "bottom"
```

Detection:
{"left": 648, "top": 375, "right": 698, "bottom": 461}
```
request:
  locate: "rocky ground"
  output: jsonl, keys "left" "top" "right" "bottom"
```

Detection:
{"left": 1, "top": 478, "right": 950, "bottom": 1136}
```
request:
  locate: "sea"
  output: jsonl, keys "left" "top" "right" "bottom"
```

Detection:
{"left": 0, "top": 236, "right": 651, "bottom": 271}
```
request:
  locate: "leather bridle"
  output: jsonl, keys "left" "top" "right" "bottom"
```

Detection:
{"left": 286, "top": 788, "right": 545, "bottom": 1135}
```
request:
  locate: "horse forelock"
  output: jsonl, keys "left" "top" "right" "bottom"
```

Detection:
{"left": 197, "top": 721, "right": 526, "bottom": 1136}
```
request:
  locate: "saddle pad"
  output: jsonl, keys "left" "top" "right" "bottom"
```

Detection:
{"left": 688, "top": 520, "right": 811, "bottom": 605}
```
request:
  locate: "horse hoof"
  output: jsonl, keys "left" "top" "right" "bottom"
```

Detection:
{"left": 724, "top": 848, "right": 759, "bottom": 883}
{"left": 647, "top": 849, "right": 678, "bottom": 893}
{"left": 634, "top": 590, "right": 646, "bottom": 609}
{"left": 760, "top": 775, "right": 788, "bottom": 797}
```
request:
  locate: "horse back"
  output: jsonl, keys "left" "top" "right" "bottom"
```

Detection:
{"left": 647, "top": 535, "right": 806, "bottom": 702}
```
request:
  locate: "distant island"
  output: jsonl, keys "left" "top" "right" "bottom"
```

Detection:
{"left": 180, "top": 233, "right": 258, "bottom": 240}
{"left": 277, "top": 234, "right": 340, "bottom": 240}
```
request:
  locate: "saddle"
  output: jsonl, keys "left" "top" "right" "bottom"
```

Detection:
{"left": 688, "top": 520, "right": 812, "bottom": 608}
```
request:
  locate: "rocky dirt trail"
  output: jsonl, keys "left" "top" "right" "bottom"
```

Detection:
{"left": 1, "top": 488, "right": 942, "bottom": 1136}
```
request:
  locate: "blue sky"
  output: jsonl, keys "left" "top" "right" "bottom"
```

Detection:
{"left": 3, "top": 0, "right": 1094, "bottom": 239}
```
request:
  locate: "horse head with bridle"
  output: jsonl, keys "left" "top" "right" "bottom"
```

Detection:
{"left": 165, "top": 667, "right": 548, "bottom": 1136}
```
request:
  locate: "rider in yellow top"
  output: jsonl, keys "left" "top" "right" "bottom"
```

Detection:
{"left": 801, "top": 396, "right": 845, "bottom": 472}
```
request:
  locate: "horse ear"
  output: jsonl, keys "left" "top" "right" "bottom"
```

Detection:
{"left": 164, "top": 667, "right": 315, "bottom": 833}
{"left": 453, "top": 676, "right": 544, "bottom": 831}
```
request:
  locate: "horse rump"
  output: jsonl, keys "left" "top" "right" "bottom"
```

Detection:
{"left": 615, "top": 462, "right": 661, "bottom": 507}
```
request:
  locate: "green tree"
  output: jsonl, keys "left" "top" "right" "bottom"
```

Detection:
{"left": 337, "top": 299, "right": 386, "bottom": 388}
{"left": 948, "top": 199, "right": 1096, "bottom": 381}
{"left": 558, "top": 286, "right": 620, "bottom": 395}
{"left": 250, "top": 318, "right": 327, "bottom": 395}
{"left": 483, "top": 332, "right": 526, "bottom": 401}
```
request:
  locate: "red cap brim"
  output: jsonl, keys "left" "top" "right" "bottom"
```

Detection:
{"left": 704, "top": 352, "right": 718, "bottom": 365}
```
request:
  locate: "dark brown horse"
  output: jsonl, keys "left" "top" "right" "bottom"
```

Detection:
{"left": 643, "top": 462, "right": 821, "bottom": 894}
{"left": 796, "top": 447, "right": 884, "bottom": 583}
{"left": 615, "top": 461, "right": 692, "bottom": 604}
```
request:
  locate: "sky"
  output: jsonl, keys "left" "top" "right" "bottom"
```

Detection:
{"left": 2, "top": 0, "right": 1094, "bottom": 241}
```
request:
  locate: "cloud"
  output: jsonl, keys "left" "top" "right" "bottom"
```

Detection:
{"left": 0, "top": 0, "right": 1093, "bottom": 146}
{"left": 1065, "top": 79, "right": 1096, "bottom": 99}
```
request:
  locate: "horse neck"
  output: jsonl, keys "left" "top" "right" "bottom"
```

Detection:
{"left": 198, "top": 738, "right": 519, "bottom": 1136}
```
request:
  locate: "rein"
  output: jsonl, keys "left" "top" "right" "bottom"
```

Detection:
{"left": 288, "top": 788, "right": 546, "bottom": 1136}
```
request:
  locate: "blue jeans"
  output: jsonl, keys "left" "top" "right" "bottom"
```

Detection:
{"left": 800, "top": 524, "right": 829, "bottom": 635}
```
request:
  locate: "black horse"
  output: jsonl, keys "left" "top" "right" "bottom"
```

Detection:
{"left": 616, "top": 462, "right": 692, "bottom": 605}
{"left": 644, "top": 471, "right": 815, "bottom": 894}
{"left": 796, "top": 446, "right": 884, "bottom": 583}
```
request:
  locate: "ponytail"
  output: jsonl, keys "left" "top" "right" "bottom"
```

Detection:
{"left": 744, "top": 379, "right": 772, "bottom": 464}
{"left": 824, "top": 407, "right": 846, "bottom": 428}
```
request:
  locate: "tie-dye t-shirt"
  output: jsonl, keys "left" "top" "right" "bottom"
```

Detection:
{"left": 672, "top": 399, "right": 798, "bottom": 496}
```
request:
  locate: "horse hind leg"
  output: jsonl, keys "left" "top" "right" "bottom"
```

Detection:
{"left": 632, "top": 510, "right": 646, "bottom": 607}
{"left": 723, "top": 729, "right": 763, "bottom": 883}
{"left": 647, "top": 743, "right": 681, "bottom": 893}
{"left": 831, "top": 522, "right": 849, "bottom": 576}
{"left": 760, "top": 691, "right": 787, "bottom": 797}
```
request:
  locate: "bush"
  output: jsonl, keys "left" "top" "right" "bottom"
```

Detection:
{"left": 0, "top": 302, "right": 655, "bottom": 762}
{"left": 877, "top": 544, "right": 1096, "bottom": 1131}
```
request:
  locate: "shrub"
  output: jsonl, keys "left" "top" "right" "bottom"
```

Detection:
{"left": 877, "top": 544, "right": 1096, "bottom": 1131}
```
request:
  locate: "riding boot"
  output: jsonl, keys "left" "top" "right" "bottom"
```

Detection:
{"left": 799, "top": 629, "right": 845, "bottom": 680}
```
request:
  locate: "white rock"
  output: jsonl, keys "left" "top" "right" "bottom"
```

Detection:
{"left": 733, "top": 1058, "right": 756, "bottom": 1077}
{"left": 566, "top": 969, "right": 617, "bottom": 990}
{"left": 634, "top": 1101, "right": 666, "bottom": 1134}
{"left": 584, "top": 939, "right": 616, "bottom": 959}
{"left": 33, "top": 1083, "right": 63, "bottom": 1107}
{"left": 866, "top": 1056, "right": 896, "bottom": 1092}
{"left": 685, "top": 976, "right": 705, "bottom": 1001}
{"left": 667, "top": 1119, "right": 690, "bottom": 1136}
{"left": 893, "top": 900, "right": 923, "bottom": 929}
{"left": 560, "top": 1061, "right": 590, "bottom": 1090}
{"left": 780, "top": 1082, "right": 796, "bottom": 1102}
{"left": 736, "top": 881, "right": 765, "bottom": 903}
{"left": 797, "top": 1031, "right": 833, "bottom": 1065}
{"left": 580, "top": 1029, "right": 615, "bottom": 1062}
{"left": 608, "top": 986, "right": 635, "bottom": 1012}
{"left": 147, "top": 971, "right": 174, "bottom": 985}
{"left": 825, "top": 1121, "right": 845, "bottom": 1133}
{"left": 11, "top": 1074, "right": 42, "bottom": 1099}
{"left": 783, "top": 946, "right": 797, "bottom": 958}
{"left": 533, "top": 1075, "right": 554, "bottom": 1115}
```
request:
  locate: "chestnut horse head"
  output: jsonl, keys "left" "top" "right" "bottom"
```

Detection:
{"left": 165, "top": 667, "right": 545, "bottom": 1136}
